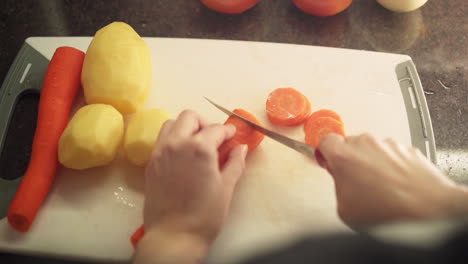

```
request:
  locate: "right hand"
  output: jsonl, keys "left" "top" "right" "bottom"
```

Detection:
{"left": 316, "top": 134, "right": 468, "bottom": 229}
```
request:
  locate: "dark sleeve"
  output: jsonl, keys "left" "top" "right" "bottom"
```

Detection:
{"left": 240, "top": 227, "right": 468, "bottom": 264}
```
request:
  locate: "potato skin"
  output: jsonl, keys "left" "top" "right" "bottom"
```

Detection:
{"left": 81, "top": 22, "right": 152, "bottom": 115}
{"left": 58, "top": 104, "right": 124, "bottom": 170}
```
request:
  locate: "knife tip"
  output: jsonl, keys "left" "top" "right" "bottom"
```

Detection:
{"left": 203, "top": 96, "right": 214, "bottom": 104}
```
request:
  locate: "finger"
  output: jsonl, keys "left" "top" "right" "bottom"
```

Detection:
{"left": 346, "top": 133, "right": 376, "bottom": 145}
{"left": 197, "top": 114, "right": 210, "bottom": 129}
{"left": 196, "top": 124, "right": 236, "bottom": 149}
{"left": 344, "top": 135, "right": 360, "bottom": 143}
{"left": 348, "top": 133, "right": 382, "bottom": 150}
{"left": 317, "top": 133, "right": 346, "bottom": 170}
{"left": 158, "top": 120, "right": 175, "bottom": 141}
{"left": 153, "top": 120, "right": 174, "bottom": 149}
{"left": 171, "top": 110, "right": 208, "bottom": 137}
{"left": 221, "top": 144, "right": 248, "bottom": 189}
{"left": 384, "top": 138, "right": 409, "bottom": 158}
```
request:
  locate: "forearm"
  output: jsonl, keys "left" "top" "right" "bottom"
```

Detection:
{"left": 133, "top": 227, "right": 210, "bottom": 264}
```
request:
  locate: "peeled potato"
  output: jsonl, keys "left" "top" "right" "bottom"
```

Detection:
{"left": 81, "top": 22, "right": 152, "bottom": 114}
{"left": 124, "top": 109, "right": 169, "bottom": 166}
{"left": 59, "top": 104, "right": 124, "bottom": 170}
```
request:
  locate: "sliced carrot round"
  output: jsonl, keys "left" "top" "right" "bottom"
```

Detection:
{"left": 304, "top": 109, "right": 343, "bottom": 133}
{"left": 297, "top": 97, "right": 312, "bottom": 124}
{"left": 266, "top": 88, "right": 312, "bottom": 126}
{"left": 304, "top": 116, "right": 345, "bottom": 147}
{"left": 218, "top": 109, "right": 265, "bottom": 166}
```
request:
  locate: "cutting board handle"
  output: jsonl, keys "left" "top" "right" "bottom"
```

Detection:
{"left": 396, "top": 61, "right": 437, "bottom": 164}
{"left": 0, "top": 43, "right": 47, "bottom": 157}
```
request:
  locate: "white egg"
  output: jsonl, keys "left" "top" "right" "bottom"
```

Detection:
{"left": 377, "top": 0, "right": 428, "bottom": 12}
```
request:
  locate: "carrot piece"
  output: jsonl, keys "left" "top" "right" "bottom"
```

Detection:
{"left": 131, "top": 225, "right": 145, "bottom": 248}
{"left": 130, "top": 109, "right": 265, "bottom": 248}
{"left": 297, "top": 97, "right": 312, "bottom": 124}
{"left": 218, "top": 109, "right": 265, "bottom": 166}
{"left": 304, "top": 109, "right": 343, "bottom": 133}
{"left": 7, "top": 47, "right": 85, "bottom": 232}
{"left": 266, "top": 88, "right": 311, "bottom": 126}
{"left": 304, "top": 117, "right": 345, "bottom": 147}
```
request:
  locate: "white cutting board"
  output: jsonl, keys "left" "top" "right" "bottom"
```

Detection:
{"left": 0, "top": 37, "right": 416, "bottom": 263}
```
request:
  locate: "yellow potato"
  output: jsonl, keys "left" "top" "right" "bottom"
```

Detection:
{"left": 59, "top": 104, "right": 124, "bottom": 170}
{"left": 124, "top": 109, "right": 169, "bottom": 166}
{"left": 81, "top": 22, "right": 152, "bottom": 114}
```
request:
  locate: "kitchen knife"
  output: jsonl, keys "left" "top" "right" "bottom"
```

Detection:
{"left": 204, "top": 97, "right": 316, "bottom": 159}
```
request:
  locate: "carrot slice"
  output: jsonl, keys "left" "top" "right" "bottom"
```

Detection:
{"left": 266, "top": 88, "right": 311, "bottom": 126}
{"left": 131, "top": 225, "right": 145, "bottom": 248}
{"left": 130, "top": 109, "right": 265, "bottom": 248}
{"left": 304, "top": 109, "right": 343, "bottom": 133}
{"left": 8, "top": 47, "right": 85, "bottom": 232}
{"left": 304, "top": 117, "right": 345, "bottom": 147}
{"left": 298, "top": 97, "right": 312, "bottom": 123}
{"left": 218, "top": 109, "right": 265, "bottom": 166}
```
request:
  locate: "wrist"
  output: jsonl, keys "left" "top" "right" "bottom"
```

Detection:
{"left": 448, "top": 185, "right": 468, "bottom": 216}
{"left": 134, "top": 226, "right": 211, "bottom": 264}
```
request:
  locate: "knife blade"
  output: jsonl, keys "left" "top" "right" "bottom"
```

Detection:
{"left": 204, "top": 97, "right": 316, "bottom": 159}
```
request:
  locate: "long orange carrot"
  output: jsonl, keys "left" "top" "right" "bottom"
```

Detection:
{"left": 7, "top": 47, "right": 85, "bottom": 232}
{"left": 131, "top": 109, "right": 265, "bottom": 247}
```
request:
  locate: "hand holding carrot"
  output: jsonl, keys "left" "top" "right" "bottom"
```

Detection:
{"left": 134, "top": 110, "right": 248, "bottom": 264}
{"left": 316, "top": 134, "right": 468, "bottom": 229}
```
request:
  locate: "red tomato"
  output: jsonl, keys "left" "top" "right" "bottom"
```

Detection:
{"left": 201, "top": 0, "right": 260, "bottom": 14}
{"left": 292, "top": 0, "right": 353, "bottom": 17}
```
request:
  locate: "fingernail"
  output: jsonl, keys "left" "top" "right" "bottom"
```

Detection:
{"left": 241, "top": 144, "right": 248, "bottom": 159}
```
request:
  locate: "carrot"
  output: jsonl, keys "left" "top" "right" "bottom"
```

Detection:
{"left": 266, "top": 88, "right": 311, "bottom": 126}
{"left": 131, "top": 225, "right": 145, "bottom": 248}
{"left": 7, "top": 47, "right": 85, "bottom": 232}
{"left": 304, "top": 109, "right": 343, "bottom": 133}
{"left": 218, "top": 109, "right": 265, "bottom": 166}
{"left": 130, "top": 109, "right": 265, "bottom": 248}
{"left": 304, "top": 117, "right": 345, "bottom": 147}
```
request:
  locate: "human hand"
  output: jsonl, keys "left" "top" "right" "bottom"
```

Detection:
{"left": 135, "top": 110, "right": 248, "bottom": 263}
{"left": 316, "top": 134, "right": 468, "bottom": 229}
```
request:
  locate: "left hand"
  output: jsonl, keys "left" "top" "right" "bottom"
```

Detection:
{"left": 135, "top": 110, "right": 248, "bottom": 263}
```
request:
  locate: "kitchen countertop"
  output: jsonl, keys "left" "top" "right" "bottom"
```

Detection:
{"left": 0, "top": 0, "right": 466, "bottom": 263}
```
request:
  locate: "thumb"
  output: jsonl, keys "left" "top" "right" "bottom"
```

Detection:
{"left": 317, "top": 133, "right": 345, "bottom": 173}
{"left": 222, "top": 144, "right": 248, "bottom": 189}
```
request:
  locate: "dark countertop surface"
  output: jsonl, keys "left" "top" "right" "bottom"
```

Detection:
{"left": 0, "top": 0, "right": 467, "bottom": 263}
